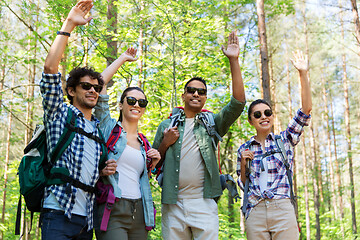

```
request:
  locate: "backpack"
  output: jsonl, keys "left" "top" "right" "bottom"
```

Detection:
{"left": 96, "top": 123, "right": 156, "bottom": 232}
{"left": 15, "top": 108, "right": 108, "bottom": 235}
{"left": 157, "top": 107, "right": 240, "bottom": 202}
{"left": 240, "top": 135, "right": 297, "bottom": 216}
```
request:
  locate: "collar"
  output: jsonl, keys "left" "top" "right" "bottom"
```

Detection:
{"left": 69, "top": 104, "right": 100, "bottom": 126}
{"left": 249, "top": 132, "right": 275, "bottom": 145}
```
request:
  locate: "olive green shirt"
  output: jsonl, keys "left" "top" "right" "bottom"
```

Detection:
{"left": 153, "top": 96, "right": 245, "bottom": 204}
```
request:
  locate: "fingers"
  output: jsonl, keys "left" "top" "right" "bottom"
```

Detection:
{"left": 77, "top": 0, "right": 93, "bottom": 14}
{"left": 147, "top": 148, "right": 161, "bottom": 160}
{"left": 101, "top": 159, "right": 117, "bottom": 176}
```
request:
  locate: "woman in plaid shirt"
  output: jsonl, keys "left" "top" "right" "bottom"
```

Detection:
{"left": 237, "top": 50, "right": 312, "bottom": 240}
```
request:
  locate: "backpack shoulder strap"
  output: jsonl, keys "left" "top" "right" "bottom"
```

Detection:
{"left": 241, "top": 141, "right": 252, "bottom": 216}
{"left": 274, "top": 135, "right": 296, "bottom": 207}
{"left": 169, "top": 107, "right": 184, "bottom": 128}
{"left": 138, "top": 133, "right": 152, "bottom": 173}
{"left": 106, "top": 123, "right": 122, "bottom": 154}
{"left": 198, "top": 112, "right": 222, "bottom": 149}
{"left": 97, "top": 127, "right": 108, "bottom": 171}
{"left": 50, "top": 108, "right": 77, "bottom": 164}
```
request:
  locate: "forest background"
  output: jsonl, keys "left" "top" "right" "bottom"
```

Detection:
{"left": 0, "top": 0, "right": 359, "bottom": 239}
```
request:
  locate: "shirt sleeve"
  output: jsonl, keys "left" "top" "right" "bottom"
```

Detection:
{"left": 236, "top": 143, "right": 248, "bottom": 191}
{"left": 93, "top": 94, "right": 113, "bottom": 127}
{"left": 214, "top": 96, "right": 246, "bottom": 137}
{"left": 40, "top": 72, "right": 65, "bottom": 120}
{"left": 285, "top": 108, "right": 311, "bottom": 146}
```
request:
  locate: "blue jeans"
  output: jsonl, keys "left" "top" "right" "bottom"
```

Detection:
{"left": 41, "top": 209, "right": 93, "bottom": 240}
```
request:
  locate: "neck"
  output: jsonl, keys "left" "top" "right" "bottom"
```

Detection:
{"left": 73, "top": 104, "right": 93, "bottom": 121}
{"left": 121, "top": 119, "right": 138, "bottom": 135}
{"left": 255, "top": 130, "right": 272, "bottom": 144}
{"left": 183, "top": 107, "right": 200, "bottom": 118}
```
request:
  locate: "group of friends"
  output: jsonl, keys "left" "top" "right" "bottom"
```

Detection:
{"left": 38, "top": 1, "right": 312, "bottom": 239}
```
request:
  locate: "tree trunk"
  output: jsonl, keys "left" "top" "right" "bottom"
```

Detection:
{"left": 106, "top": 0, "right": 118, "bottom": 88}
{"left": 329, "top": 92, "right": 344, "bottom": 222}
{"left": 256, "top": 0, "right": 271, "bottom": 103}
{"left": 350, "top": 0, "right": 360, "bottom": 45}
{"left": 322, "top": 74, "right": 338, "bottom": 218}
{"left": 342, "top": 0, "right": 357, "bottom": 234}
{"left": 1, "top": 74, "right": 14, "bottom": 240}
{"left": 301, "top": 135, "right": 311, "bottom": 240}
{"left": 138, "top": 0, "right": 145, "bottom": 88}
{"left": 310, "top": 124, "right": 321, "bottom": 240}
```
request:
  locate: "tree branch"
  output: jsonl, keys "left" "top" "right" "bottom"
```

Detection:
{"left": 4, "top": 2, "right": 51, "bottom": 52}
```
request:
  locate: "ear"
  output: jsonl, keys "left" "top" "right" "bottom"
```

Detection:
{"left": 119, "top": 103, "right": 123, "bottom": 111}
{"left": 181, "top": 93, "right": 185, "bottom": 102}
{"left": 248, "top": 118, "right": 253, "bottom": 126}
{"left": 67, "top": 87, "right": 76, "bottom": 97}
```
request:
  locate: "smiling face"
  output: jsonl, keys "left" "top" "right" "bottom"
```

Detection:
{"left": 248, "top": 103, "right": 274, "bottom": 134}
{"left": 182, "top": 80, "right": 207, "bottom": 116}
{"left": 68, "top": 75, "right": 100, "bottom": 111}
{"left": 119, "top": 89, "right": 146, "bottom": 123}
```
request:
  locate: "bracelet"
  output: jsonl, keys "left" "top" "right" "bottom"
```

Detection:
{"left": 57, "top": 31, "right": 71, "bottom": 37}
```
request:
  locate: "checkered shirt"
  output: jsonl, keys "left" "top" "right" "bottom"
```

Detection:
{"left": 40, "top": 72, "right": 102, "bottom": 230}
{"left": 237, "top": 109, "right": 311, "bottom": 218}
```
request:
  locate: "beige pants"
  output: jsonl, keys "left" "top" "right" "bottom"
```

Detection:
{"left": 245, "top": 198, "right": 299, "bottom": 240}
{"left": 162, "top": 198, "right": 219, "bottom": 240}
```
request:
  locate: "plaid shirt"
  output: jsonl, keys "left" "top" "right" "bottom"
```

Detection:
{"left": 237, "top": 109, "right": 311, "bottom": 218}
{"left": 40, "top": 72, "right": 102, "bottom": 230}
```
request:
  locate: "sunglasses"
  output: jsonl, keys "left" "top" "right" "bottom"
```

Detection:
{"left": 253, "top": 109, "right": 273, "bottom": 119}
{"left": 186, "top": 86, "right": 207, "bottom": 96}
{"left": 78, "top": 82, "right": 103, "bottom": 93}
{"left": 126, "top": 96, "right": 148, "bottom": 108}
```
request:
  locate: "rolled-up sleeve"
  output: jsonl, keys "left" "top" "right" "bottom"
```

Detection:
{"left": 286, "top": 109, "right": 311, "bottom": 146}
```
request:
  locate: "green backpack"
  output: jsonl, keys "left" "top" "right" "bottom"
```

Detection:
{"left": 15, "top": 108, "right": 107, "bottom": 235}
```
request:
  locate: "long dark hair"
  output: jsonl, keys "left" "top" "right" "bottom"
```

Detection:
{"left": 248, "top": 99, "right": 272, "bottom": 120}
{"left": 118, "top": 87, "right": 147, "bottom": 122}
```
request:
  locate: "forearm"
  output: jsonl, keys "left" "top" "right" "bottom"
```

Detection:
{"left": 299, "top": 70, "right": 312, "bottom": 115}
{"left": 44, "top": 19, "right": 76, "bottom": 74}
{"left": 102, "top": 55, "right": 127, "bottom": 85}
{"left": 155, "top": 140, "right": 170, "bottom": 169}
{"left": 240, "top": 160, "right": 247, "bottom": 185}
{"left": 229, "top": 57, "right": 246, "bottom": 102}
{"left": 99, "top": 55, "right": 128, "bottom": 95}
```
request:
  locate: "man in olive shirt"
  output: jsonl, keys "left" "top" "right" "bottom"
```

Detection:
{"left": 152, "top": 31, "right": 246, "bottom": 240}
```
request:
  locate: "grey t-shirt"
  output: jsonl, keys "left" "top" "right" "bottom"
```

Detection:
{"left": 178, "top": 118, "right": 205, "bottom": 199}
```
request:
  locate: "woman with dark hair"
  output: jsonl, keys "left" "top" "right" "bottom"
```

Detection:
{"left": 237, "top": 50, "right": 312, "bottom": 240}
{"left": 94, "top": 48, "right": 160, "bottom": 240}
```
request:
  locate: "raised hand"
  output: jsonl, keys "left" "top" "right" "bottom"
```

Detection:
{"left": 122, "top": 47, "right": 138, "bottom": 62}
{"left": 221, "top": 31, "right": 240, "bottom": 59}
{"left": 291, "top": 50, "right": 309, "bottom": 72}
{"left": 66, "top": 0, "right": 94, "bottom": 27}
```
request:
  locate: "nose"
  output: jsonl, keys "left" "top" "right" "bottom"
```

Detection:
{"left": 133, "top": 100, "right": 140, "bottom": 107}
{"left": 193, "top": 90, "right": 199, "bottom": 97}
{"left": 88, "top": 86, "right": 96, "bottom": 93}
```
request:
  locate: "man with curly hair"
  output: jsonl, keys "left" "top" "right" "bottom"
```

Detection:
{"left": 39, "top": 1, "right": 114, "bottom": 239}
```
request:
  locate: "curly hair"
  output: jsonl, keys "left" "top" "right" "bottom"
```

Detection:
{"left": 66, "top": 66, "right": 104, "bottom": 104}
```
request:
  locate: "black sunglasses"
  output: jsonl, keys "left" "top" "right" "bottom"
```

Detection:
{"left": 78, "top": 82, "right": 103, "bottom": 93}
{"left": 186, "top": 86, "right": 207, "bottom": 95}
{"left": 126, "top": 96, "right": 148, "bottom": 108}
{"left": 253, "top": 109, "right": 273, "bottom": 119}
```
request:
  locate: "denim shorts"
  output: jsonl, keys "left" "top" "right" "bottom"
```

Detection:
{"left": 41, "top": 209, "right": 93, "bottom": 240}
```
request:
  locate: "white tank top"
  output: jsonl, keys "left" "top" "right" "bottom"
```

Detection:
{"left": 116, "top": 145, "right": 144, "bottom": 199}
